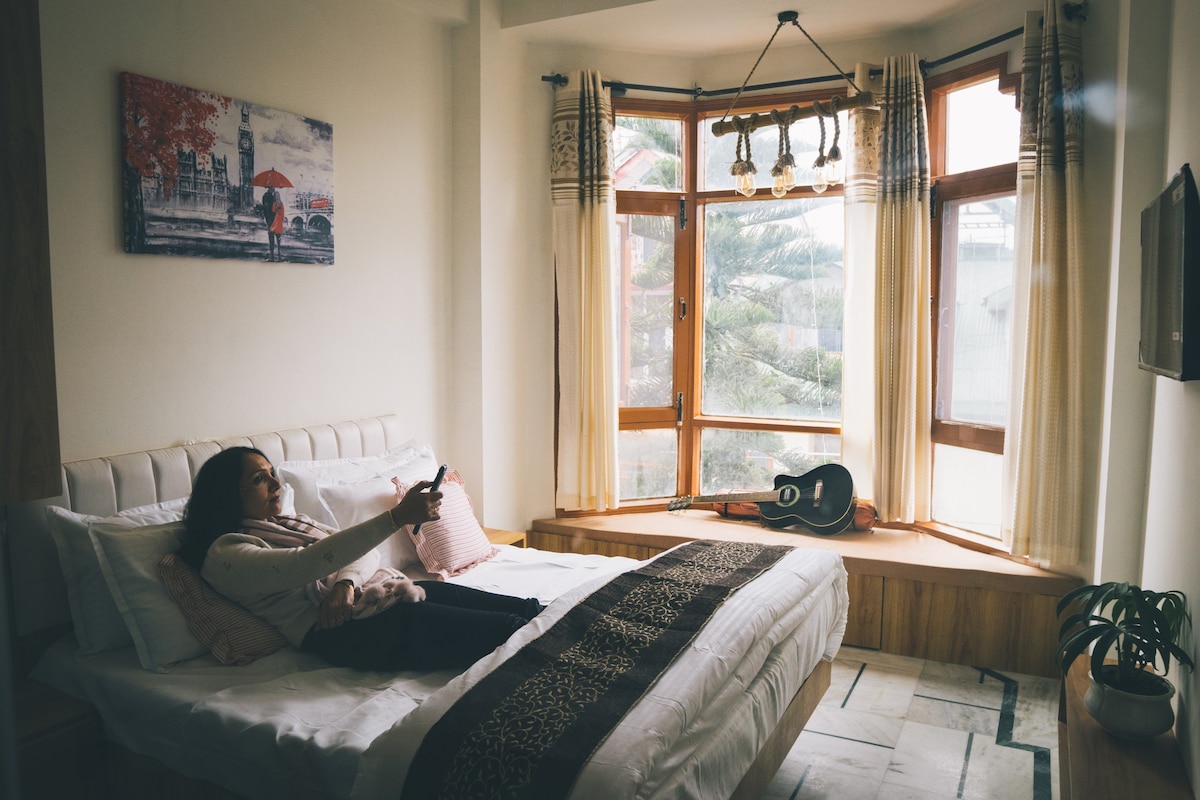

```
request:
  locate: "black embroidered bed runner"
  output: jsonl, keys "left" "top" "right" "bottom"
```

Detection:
{"left": 400, "top": 539, "right": 793, "bottom": 800}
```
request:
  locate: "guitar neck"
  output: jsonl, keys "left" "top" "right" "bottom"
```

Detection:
{"left": 686, "top": 490, "right": 784, "bottom": 506}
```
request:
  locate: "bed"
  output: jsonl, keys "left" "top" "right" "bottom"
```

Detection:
{"left": 8, "top": 415, "right": 848, "bottom": 799}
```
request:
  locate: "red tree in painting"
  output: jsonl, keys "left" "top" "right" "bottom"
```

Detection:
{"left": 120, "top": 72, "right": 231, "bottom": 251}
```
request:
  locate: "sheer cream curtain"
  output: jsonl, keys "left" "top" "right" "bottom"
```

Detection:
{"left": 841, "top": 63, "right": 882, "bottom": 493}
{"left": 1003, "top": 5, "right": 1085, "bottom": 563}
{"left": 551, "top": 71, "right": 620, "bottom": 512}
{"left": 872, "top": 53, "right": 932, "bottom": 523}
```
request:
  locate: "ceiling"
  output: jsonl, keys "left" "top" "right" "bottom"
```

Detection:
{"left": 505, "top": 0, "right": 1001, "bottom": 57}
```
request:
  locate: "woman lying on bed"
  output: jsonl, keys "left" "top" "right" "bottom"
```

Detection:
{"left": 178, "top": 447, "right": 543, "bottom": 671}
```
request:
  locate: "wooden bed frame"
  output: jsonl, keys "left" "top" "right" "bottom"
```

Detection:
{"left": 8, "top": 415, "right": 833, "bottom": 799}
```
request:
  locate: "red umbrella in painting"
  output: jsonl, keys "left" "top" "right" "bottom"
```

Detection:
{"left": 251, "top": 168, "right": 293, "bottom": 188}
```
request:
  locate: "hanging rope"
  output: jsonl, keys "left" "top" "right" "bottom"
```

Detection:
{"left": 731, "top": 114, "right": 759, "bottom": 177}
{"left": 770, "top": 107, "right": 797, "bottom": 177}
{"left": 787, "top": 19, "right": 861, "bottom": 95}
{"left": 826, "top": 97, "right": 843, "bottom": 164}
{"left": 718, "top": 19, "right": 788, "bottom": 125}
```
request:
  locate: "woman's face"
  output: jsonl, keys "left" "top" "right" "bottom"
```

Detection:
{"left": 240, "top": 453, "right": 284, "bottom": 520}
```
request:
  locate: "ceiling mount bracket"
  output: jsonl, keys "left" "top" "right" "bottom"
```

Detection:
{"left": 777, "top": 11, "right": 799, "bottom": 24}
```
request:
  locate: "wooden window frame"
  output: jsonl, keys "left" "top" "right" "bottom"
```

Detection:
{"left": 927, "top": 55, "right": 1020, "bottom": 458}
{"left": 590, "top": 90, "right": 847, "bottom": 513}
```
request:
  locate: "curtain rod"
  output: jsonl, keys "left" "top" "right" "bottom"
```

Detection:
{"left": 540, "top": 17, "right": 1051, "bottom": 99}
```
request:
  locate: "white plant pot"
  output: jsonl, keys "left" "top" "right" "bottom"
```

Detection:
{"left": 1084, "top": 665, "right": 1176, "bottom": 740}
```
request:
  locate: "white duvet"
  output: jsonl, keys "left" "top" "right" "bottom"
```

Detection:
{"left": 34, "top": 544, "right": 847, "bottom": 800}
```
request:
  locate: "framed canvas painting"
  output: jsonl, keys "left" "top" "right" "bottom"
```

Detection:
{"left": 120, "top": 72, "right": 334, "bottom": 264}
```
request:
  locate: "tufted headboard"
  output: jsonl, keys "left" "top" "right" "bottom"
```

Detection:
{"left": 6, "top": 415, "right": 407, "bottom": 639}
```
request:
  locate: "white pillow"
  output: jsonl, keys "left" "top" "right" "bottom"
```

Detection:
{"left": 90, "top": 520, "right": 207, "bottom": 672}
{"left": 43, "top": 486, "right": 296, "bottom": 655}
{"left": 277, "top": 442, "right": 428, "bottom": 525}
{"left": 46, "top": 498, "right": 189, "bottom": 653}
{"left": 315, "top": 477, "right": 420, "bottom": 568}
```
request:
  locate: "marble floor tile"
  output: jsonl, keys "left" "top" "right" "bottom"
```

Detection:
{"left": 786, "top": 727, "right": 897, "bottom": 784}
{"left": 960, "top": 731, "right": 1055, "bottom": 800}
{"left": 906, "top": 694, "right": 1000, "bottom": 737}
{"left": 806, "top": 703, "right": 907, "bottom": 747}
{"left": 915, "top": 660, "right": 1006, "bottom": 709}
{"left": 874, "top": 782, "right": 963, "bottom": 800}
{"left": 792, "top": 763, "right": 887, "bottom": 800}
{"left": 1007, "top": 674, "right": 1061, "bottom": 750}
{"left": 883, "top": 720, "right": 973, "bottom": 797}
{"left": 837, "top": 661, "right": 925, "bottom": 719}
{"left": 765, "top": 649, "right": 1061, "bottom": 800}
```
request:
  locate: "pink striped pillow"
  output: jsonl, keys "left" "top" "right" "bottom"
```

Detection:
{"left": 158, "top": 553, "right": 288, "bottom": 665}
{"left": 395, "top": 473, "right": 497, "bottom": 578}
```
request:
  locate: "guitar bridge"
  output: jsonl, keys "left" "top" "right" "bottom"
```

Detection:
{"left": 812, "top": 479, "right": 823, "bottom": 507}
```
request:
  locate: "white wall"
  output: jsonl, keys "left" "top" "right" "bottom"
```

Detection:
{"left": 1091, "top": 0, "right": 1166, "bottom": 587}
{"left": 1142, "top": 0, "right": 1200, "bottom": 786}
{"left": 39, "top": 0, "right": 454, "bottom": 462}
{"left": 448, "top": 0, "right": 559, "bottom": 528}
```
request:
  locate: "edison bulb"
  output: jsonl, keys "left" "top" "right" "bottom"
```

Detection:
{"left": 735, "top": 171, "right": 757, "bottom": 197}
{"left": 811, "top": 157, "right": 829, "bottom": 193}
{"left": 824, "top": 157, "right": 844, "bottom": 186}
{"left": 772, "top": 173, "right": 788, "bottom": 198}
{"left": 812, "top": 170, "right": 829, "bottom": 194}
{"left": 771, "top": 163, "right": 795, "bottom": 198}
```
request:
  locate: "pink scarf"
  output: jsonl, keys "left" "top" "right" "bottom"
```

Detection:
{"left": 241, "top": 514, "right": 416, "bottom": 619}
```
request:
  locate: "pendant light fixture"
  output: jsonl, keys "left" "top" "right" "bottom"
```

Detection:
{"left": 713, "top": 11, "right": 873, "bottom": 196}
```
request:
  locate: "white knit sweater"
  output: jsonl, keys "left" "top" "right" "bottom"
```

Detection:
{"left": 201, "top": 510, "right": 398, "bottom": 646}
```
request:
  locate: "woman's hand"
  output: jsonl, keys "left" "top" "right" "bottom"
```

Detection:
{"left": 315, "top": 579, "right": 355, "bottom": 629}
{"left": 389, "top": 479, "right": 443, "bottom": 528}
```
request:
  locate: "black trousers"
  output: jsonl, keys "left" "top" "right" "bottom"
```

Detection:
{"left": 301, "top": 582, "right": 542, "bottom": 671}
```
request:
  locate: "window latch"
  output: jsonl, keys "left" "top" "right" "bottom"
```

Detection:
{"left": 679, "top": 297, "right": 687, "bottom": 320}
{"left": 676, "top": 392, "right": 684, "bottom": 425}
{"left": 678, "top": 196, "right": 688, "bottom": 230}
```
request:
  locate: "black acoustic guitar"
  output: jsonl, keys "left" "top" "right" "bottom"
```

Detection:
{"left": 667, "top": 463, "right": 857, "bottom": 535}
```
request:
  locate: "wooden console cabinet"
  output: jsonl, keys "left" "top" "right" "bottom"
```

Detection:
{"left": 1058, "top": 659, "right": 1192, "bottom": 799}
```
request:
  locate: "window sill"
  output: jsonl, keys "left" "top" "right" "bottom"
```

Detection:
{"left": 531, "top": 509, "right": 1079, "bottom": 595}
{"left": 908, "top": 520, "right": 1007, "bottom": 555}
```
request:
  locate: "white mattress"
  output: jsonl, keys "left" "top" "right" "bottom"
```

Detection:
{"left": 34, "top": 543, "right": 848, "bottom": 800}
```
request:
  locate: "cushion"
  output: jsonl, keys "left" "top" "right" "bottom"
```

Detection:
{"left": 90, "top": 520, "right": 206, "bottom": 671}
{"left": 399, "top": 473, "right": 497, "bottom": 578}
{"left": 277, "top": 442, "right": 432, "bottom": 525}
{"left": 158, "top": 553, "right": 288, "bottom": 665}
{"left": 316, "top": 478, "right": 420, "bottom": 569}
{"left": 46, "top": 498, "right": 188, "bottom": 654}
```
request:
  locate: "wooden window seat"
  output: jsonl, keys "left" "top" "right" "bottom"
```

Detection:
{"left": 530, "top": 511, "right": 1081, "bottom": 678}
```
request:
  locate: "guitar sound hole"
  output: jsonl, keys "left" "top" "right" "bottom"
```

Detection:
{"left": 776, "top": 485, "right": 799, "bottom": 508}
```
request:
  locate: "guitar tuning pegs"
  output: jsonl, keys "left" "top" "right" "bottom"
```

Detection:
{"left": 667, "top": 497, "right": 692, "bottom": 512}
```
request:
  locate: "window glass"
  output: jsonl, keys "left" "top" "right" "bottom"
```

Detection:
{"left": 618, "top": 428, "right": 678, "bottom": 500}
{"left": 945, "top": 80, "right": 1019, "bottom": 174}
{"left": 699, "top": 428, "right": 841, "bottom": 496}
{"left": 617, "top": 213, "right": 675, "bottom": 408}
{"left": 936, "top": 194, "right": 1015, "bottom": 427}
{"left": 931, "top": 443, "right": 1002, "bottom": 538}
{"left": 614, "top": 115, "right": 683, "bottom": 192}
{"left": 701, "top": 196, "right": 844, "bottom": 420}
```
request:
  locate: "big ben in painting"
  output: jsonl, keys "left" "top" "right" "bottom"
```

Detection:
{"left": 238, "top": 104, "right": 254, "bottom": 209}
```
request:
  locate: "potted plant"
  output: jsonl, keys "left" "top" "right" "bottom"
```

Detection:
{"left": 1056, "top": 581, "right": 1193, "bottom": 740}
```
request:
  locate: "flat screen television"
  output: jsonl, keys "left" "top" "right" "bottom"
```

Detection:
{"left": 1139, "top": 163, "right": 1200, "bottom": 380}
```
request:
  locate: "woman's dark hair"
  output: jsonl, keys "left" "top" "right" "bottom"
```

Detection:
{"left": 180, "top": 446, "right": 267, "bottom": 569}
